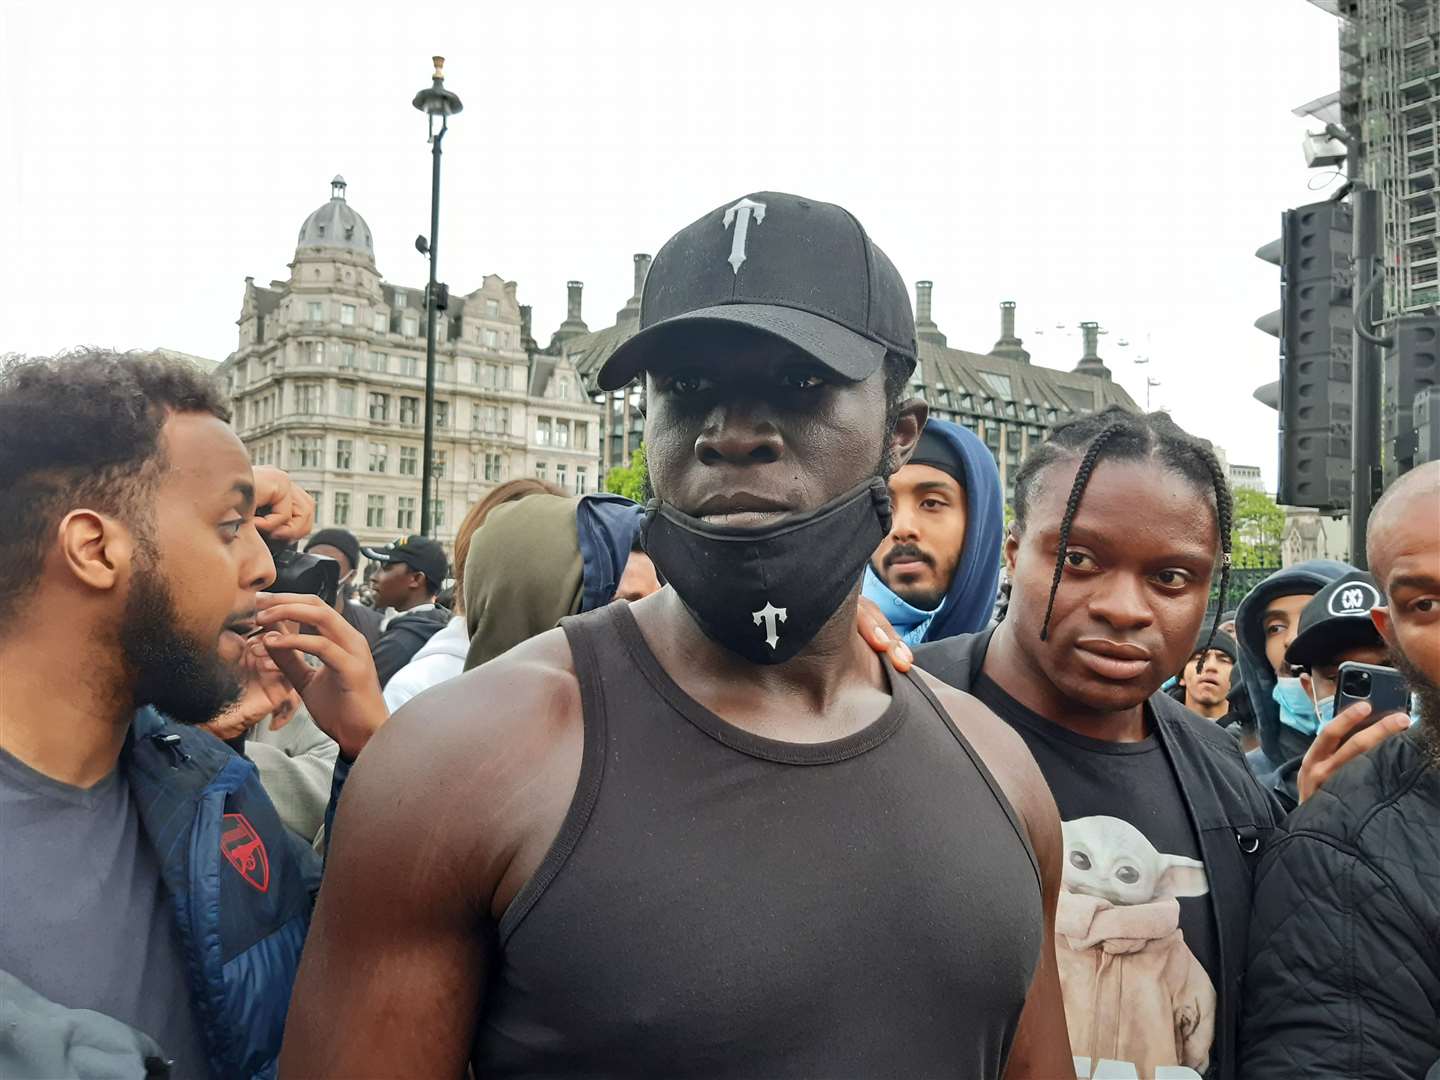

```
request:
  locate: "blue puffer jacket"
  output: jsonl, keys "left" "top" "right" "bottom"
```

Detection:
{"left": 127, "top": 707, "right": 347, "bottom": 1078}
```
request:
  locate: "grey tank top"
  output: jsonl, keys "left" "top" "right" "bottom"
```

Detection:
{"left": 472, "top": 602, "right": 1043, "bottom": 1078}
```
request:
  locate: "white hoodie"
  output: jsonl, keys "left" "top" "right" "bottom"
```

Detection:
{"left": 382, "top": 615, "right": 470, "bottom": 713}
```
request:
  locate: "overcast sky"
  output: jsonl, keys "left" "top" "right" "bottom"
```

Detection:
{"left": 1, "top": 0, "right": 1341, "bottom": 485}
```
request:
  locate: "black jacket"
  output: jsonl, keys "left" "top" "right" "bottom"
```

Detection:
{"left": 371, "top": 605, "right": 451, "bottom": 687}
{"left": 914, "top": 628, "right": 1284, "bottom": 1080}
{"left": 1241, "top": 727, "right": 1440, "bottom": 1079}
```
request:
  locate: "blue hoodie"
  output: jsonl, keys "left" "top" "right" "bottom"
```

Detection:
{"left": 862, "top": 419, "right": 1005, "bottom": 644}
{"left": 576, "top": 493, "right": 646, "bottom": 612}
{"left": 1235, "top": 558, "right": 1354, "bottom": 804}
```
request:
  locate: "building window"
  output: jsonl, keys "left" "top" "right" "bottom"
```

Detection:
{"left": 576, "top": 465, "right": 588, "bottom": 494}
{"left": 435, "top": 400, "right": 450, "bottom": 428}
{"left": 536, "top": 417, "right": 552, "bottom": 445}
{"left": 368, "top": 350, "right": 387, "bottom": 373}
{"left": 373, "top": 310, "right": 388, "bottom": 333}
{"left": 558, "top": 374, "right": 570, "bottom": 400}
{"left": 306, "top": 490, "right": 322, "bottom": 524}
{"left": 399, "top": 445, "right": 418, "bottom": 476}
{"left": 340, "top": 303, "right": 356, "bottom": 326}
{"left": 333, "top": 491, "right": 350, "bottom": 526}
{"left": 339, "top": 344, "right": 355, "bottom": 369}
{"left": 290, "top": 436, "right": 321, "bottom": 468}
{"left": 482, "top": 362, "right": 498, "bottom": 387}
{"left": 302, "top": 341, "right": 325, "bottom": 366}
{"left": 295, "top": 383, "right": 322, "bottom": 414}
{"left": 471, "top": 402, "right": 487, "bottom": 431}
{"left": 335, "top": 438, "right": 353, "bottom": 470}
{"left": 430, "top": 499, "right": 445, "bottom": 529}
{"left": 400, "top": 396, "right": 419, "bottom": 425}
{"left": 573, "top": 420, "right": 589, "bottom": 450}
{"left": 484, "top": 452, "right": 503, "bottom": 482}
{"left": 437, "top": 359, "right": 453, "bottom": 383}
{"left": 554, "top": 419, "right": 570, "bottom": 449}
{"left": 336, "top": 384, "right": 356, "bottom": 417}
{"left": 368, "top": 392, "right": 389, "bottom": 421}
{"left": 400, "top": 355, "right": 419, "bottom": 377}
{"left": 366, "top": 495, "right": 386, "bottom": 528}
{"left": 535, "top": 462, "right": 547, "bottom": 482}
{"left": 555, "top": 463, "right": 568, "bottom": 491}
{"left": 483, "top": 328, "right": 498, "bottom": 348}
{"left": 485, "top": 299, "right": 499, "bottom": 318}
{"left": 307, "top": 301, "right": 323, "bottom": 322}
{"left": 368, "top": 443, "right": 388, "bottom": 473}
{"left": 432, "top": 449, "right": 447, "bottom": 479}
{"left": 403, "top": 316, "right": 418, "bottom": 338}
{"left": 396, "top": 496, "right": 416, "bottom": 532}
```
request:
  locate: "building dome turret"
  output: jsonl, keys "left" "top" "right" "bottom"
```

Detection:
{"left": 295, "top": 175, "right": 374, "bottom": 260}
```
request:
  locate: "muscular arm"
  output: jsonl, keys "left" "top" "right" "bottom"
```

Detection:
{"left": 918, "top": 673, "right": 1075, "bottom": 1080}
{"left": 279, "top": 631, "right": 583, "bottom": 1077}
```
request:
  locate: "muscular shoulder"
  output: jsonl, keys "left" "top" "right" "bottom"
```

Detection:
{"left": 334, "top": 627, "right": 583, "bottom": 910}
{"left": 912, "top": 669, "right": 1060, "bottom": 861}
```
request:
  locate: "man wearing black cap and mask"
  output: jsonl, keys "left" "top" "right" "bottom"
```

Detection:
{"left": 1176, "top": 631, "right": 1238, "bottom": 722}
{"left": 282, "top": 193, "right": 1071, "bottom": 1078}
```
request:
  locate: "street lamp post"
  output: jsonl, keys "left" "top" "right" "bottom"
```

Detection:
{"left": 413, "top": 56, "right": 462, "bottom": 537}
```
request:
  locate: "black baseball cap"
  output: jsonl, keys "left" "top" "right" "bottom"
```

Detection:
{"left": 1285, "top": 571, "right": 1384, "bottom": 668}
{"left": 596, "top": 191, "right": 917, "bottom": 392}
{"left": 361, "top": 534, "right": 448, "bottom": 589}
{"left": 305, "top": 527, "right": 361, "bottom": 571}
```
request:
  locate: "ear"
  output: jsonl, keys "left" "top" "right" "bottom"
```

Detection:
{"left": 1299, "top": 670, "right": 1313, "bottom": 698}
{"left": 1371, "top": 604, "right": 1395, "bottom": 648}
{"left": 1003, "top": 526, "right": 1021, "bottom": 576}
{"left": 1154, "top": 855, "right": 1209, "bottom": 899}
{"left": 57, "top": 509, "right": 134, "bottom": 593}
{"left": 888, "top": 398, "right": 928, "bottom": 471}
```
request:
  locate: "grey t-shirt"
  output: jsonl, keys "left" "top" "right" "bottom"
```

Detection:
{"left": 0, "top": 747, "right": 211, "bottom": 1078}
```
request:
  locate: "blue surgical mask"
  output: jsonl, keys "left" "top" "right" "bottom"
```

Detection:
{"left": 1274, "top": 677, "right": 1320, "bottom": 736}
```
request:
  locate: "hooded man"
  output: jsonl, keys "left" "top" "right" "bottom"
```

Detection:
{"left": 1177, "top": 630, "right": 1238, "bottom": 722}
{"left": 862, "top": 418, "right": 1004, "bottom": 645}
{"left": 281, "top": 191, "right": 1072, "bottom": 1078}
{"left": 1233, "top": 559, "right": 1353, "bottom": 808}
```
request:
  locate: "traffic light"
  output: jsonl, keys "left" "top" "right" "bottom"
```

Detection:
{"left": 1384, "top": 314, "right": 1440, "bottom": 479}
{"left": 1254, "top": 200, "right": 1354, "bottom": 511}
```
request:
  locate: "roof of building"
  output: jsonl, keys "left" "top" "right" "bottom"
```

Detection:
{"left": 295, "top": 176, "right": 374, "bottom": 260}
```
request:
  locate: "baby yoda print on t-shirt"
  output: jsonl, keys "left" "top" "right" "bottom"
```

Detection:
{"left": 974, "top": 675, "right": 1219, "bottom": 1080}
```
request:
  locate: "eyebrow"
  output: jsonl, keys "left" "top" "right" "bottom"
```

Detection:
{"left": 231, "top": 481, "right": 255, "bottom": 513}
{"left": 911, "top": 479, "right": 962, "bottom": 495}
{"left": 1385, "top": 573, "right": 1440, "bottom": 594}
{"left": 1263, "top": 605, "right": 1293, "bottom": 621}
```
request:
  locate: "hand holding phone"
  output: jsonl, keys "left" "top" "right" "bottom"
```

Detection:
{"left": 1298, "top": 662, "right": 1412, "bottom": 804}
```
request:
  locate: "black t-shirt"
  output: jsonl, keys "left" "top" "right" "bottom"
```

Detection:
{"left": 974, "top": 673, "right": 1221, "bottom": 1080}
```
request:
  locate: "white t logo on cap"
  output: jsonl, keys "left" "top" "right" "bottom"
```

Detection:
{"left": 722, "top": 198, "right": 767, "bottom": 275}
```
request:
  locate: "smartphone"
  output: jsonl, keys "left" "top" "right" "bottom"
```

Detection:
{"left": 1334, "top": 662, "right": 1411, "bottom": 720}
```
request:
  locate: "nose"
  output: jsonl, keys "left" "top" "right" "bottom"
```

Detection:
{"left": 1203, "top": 653, "right": 1223, "bottom": 675}
{"left": 694, "top": 402, "right": 782, "bottom": 467}
{"left": 1087, "top": 572, "right": 1154, "bottom": 632}
{"left": 242, "top": 525, "right": 276, "bottom": 592}
{"left": 890, "top": 498, "right": 919, "bottom": 541}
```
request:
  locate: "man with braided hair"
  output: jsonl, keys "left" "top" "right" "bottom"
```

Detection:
{"left": 915, "top": 406, "right": 1282, "bottom": 1080}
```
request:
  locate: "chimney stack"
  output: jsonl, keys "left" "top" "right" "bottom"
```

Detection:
{"left": 914, "top": 280, "right": 947, "bottom": 348}
{"left": 552, "top": 280, "right": 591, "bottom": 346}
{"left": 519, "top": 304, "right": 535, "bottom": 351}
{"left": 618, "top": 254, "right": 653, "bottom": 323}
{"left": 1073, "top": 320, "right": 1112, "bottom": 380}
{"left": 988, "top": 300, "right": 1031, "bottom": 364}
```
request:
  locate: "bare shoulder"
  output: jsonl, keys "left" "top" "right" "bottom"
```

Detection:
{"left": 911, "top": 667, "right": 1059, "bottom": 854}
{"left": 334, "top": 626, "right": 584, "bottom": 916}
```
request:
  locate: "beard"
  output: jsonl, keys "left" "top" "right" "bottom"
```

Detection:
{"left": 120, "top": 566, "right": 242, "bottom": 725}
{"left": 1387, "top": 646, "right": 1440, "bottom": 766}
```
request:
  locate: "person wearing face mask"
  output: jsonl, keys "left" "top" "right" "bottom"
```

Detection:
{"left": 1232, "top": 560, "right": 1353, "bottom": 805}
{"left": 305, "top": 527, "right": 382, "bottom": 651}
{"left": 1284, "top": 571, "right": 1395, "bottom": 742}
{"left": 280, "top": 192, "right": 1072, "bottom": 1078}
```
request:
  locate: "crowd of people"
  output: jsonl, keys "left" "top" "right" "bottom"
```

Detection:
{"left": 1, "top": 190, "right": 1437, "bottom": 1080}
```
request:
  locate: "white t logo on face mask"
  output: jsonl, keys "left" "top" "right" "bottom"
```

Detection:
{"left": 753, "top": 602, "right": 787, "bottom": 650}
{"left": 722, "top": 198, "right": 767, "bottom": 274}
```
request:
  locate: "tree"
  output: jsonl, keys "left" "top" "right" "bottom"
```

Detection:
{"left": 1231, "top": 487, "right": 1285, "bottom": 568}
{"left": 605, "top": 441, "right": 649, "bottom": 504}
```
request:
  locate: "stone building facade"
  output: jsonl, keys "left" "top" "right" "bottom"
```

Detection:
{"left": 216, "top": 177, "right": 601, "bottom": 551}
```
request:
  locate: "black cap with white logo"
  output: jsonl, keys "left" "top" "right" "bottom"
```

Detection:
{"left": 1285, "top": 571, "right": 1384, "bottom": 668}
{"left": 596, "top": 192, "right": 917, "bottom": 392}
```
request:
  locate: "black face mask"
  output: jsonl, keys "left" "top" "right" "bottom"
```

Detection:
{"left": 641, "top": 477, "right": 893, "bottom": 665}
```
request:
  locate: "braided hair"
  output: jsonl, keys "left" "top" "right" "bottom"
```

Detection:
{"left": 1011, "top": 406, "right": 1233, "bottom": 652}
